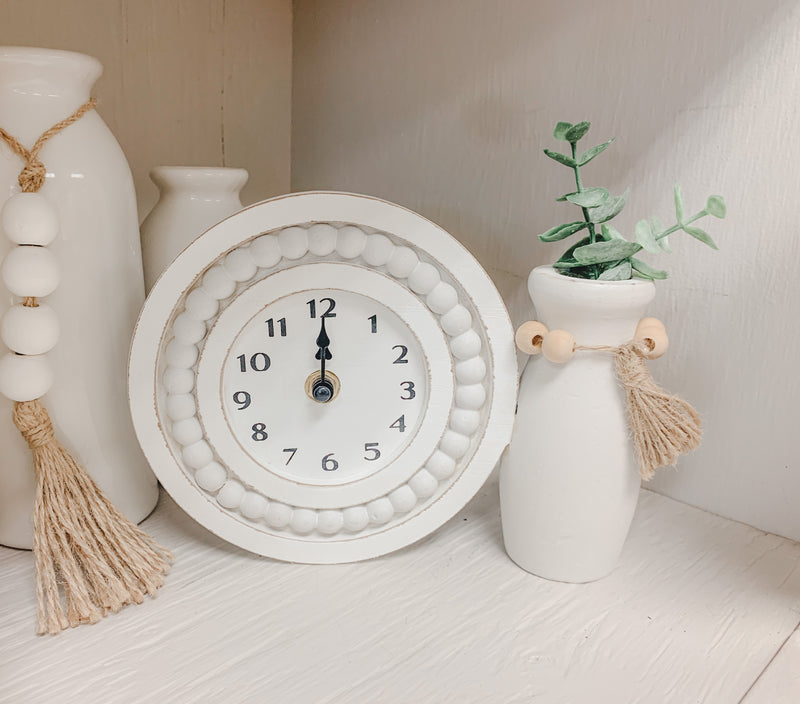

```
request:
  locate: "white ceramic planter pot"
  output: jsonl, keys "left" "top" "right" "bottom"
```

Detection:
{"left": 0, "top": 47, "right": 158, "bottom": 549}
{"left": 500, "top": 266, "right": 655, "bottom": 582}
{"left": 140, "top": 166, "right": 248, "bottom": 293}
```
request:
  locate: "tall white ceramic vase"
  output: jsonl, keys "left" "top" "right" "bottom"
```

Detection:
{"left": 500, "top": 266, "right": 655, "bottom": 582}
{"left": 140, "top": 166, "right": 248, "bottom": 293}
{"left": 0, "top": 47, "right": 158, "bottom": 549}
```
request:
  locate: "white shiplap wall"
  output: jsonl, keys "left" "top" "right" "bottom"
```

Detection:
{"left": 291, "top": 0, "right": 800, "bottom": 541}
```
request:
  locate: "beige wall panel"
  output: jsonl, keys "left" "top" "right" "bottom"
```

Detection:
{"left": 292, "top": 0, "right": 800, "bottom": 541}
{"left": 0, "top": 0, "right": 291, "bottom": 218}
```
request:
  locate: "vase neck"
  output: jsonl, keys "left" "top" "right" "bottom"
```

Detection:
{"left": 0, "top": 48, "right": 101, "bottom": 143}
{"left": 150, "top": 167, "right": 249, "bottom": 200}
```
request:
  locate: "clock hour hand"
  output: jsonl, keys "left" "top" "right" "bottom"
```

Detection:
{"left": 312, "top": 317, "right": 334, "bottom": 403}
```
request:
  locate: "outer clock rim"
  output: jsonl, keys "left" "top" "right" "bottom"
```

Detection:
{"left": 128, "top": 191, "right": 517, "bottom": 563}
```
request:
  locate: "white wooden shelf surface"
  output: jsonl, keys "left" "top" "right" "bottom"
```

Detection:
{"left": 1, "top": 481, "right": 799, "bottom": 704}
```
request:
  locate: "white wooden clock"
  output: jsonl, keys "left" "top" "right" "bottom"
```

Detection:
{"left": 129, "top": 192, "right": 516, "bottom": 563}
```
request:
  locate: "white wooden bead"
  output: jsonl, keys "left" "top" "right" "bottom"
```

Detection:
{"left": 217, "top": 480, "right": 245, "bottom": 509}
{"left": 278, "top": 226, "right": 309, "bottom": 260}
{"left": 171, "top": 417, "right": 204, "bottom": 445}
{"left": 635, "top": 323, "right": 669, "bottom": 359}
{"left": 317, "top": 510, "right": 345, "bottom": 535}
{"left": 362, "top": 234, "right": 394, "bottom": 266}
{"left": 240, "top": 492, "right": 268, "bottom": 521}
{"left": 1, "top": 192, "right": 58, "bottom": 246}
{"left": 542, "top": 329, "right": 576, "bottom": 363}
{"left": 201, "top": 265, "right": 236, "bottom": 299}
{"left": 0, "top": 303, "right": 59, "bottom": 355}
{"left": 426, "top": 282, "right": 459, "bottom": 314}
{"left": 408, "top": 262, "right": 440, "bottom": 294}
{"left": 426, "top": 451, "right": 457, "bottom": 480}
{"left": 165, "top": 393, "right": 196, "bottom": 420}
{"left": 290, "top": 508, "right": 317, "bottom": 534}
{"left": 366, "top": 497, "right": 395, "bottom": 525}
{"left": 389, "top": 486, "right": 418, "bottom": 513}
{"left": 336, "top": 225, "right": 367, "bottom": 258}
{"left": 386, "top": 246, "right": 418, "bottom": 278}
{"left": 1, "top": 246, "right": 60, "bottom": 297}
{"left": 450, "top": 408, "right": 481, "bottom": 434}
{"left": 194, "top": 461, "right": 227, "bottom": 492}
{"left": 172, "top": 313, "right": 206, "bottom": 345}
{"left": 343, "top": 506, "right": 370, "bottom": 532}
{"left": 184, "top": 288, "right": 218, "bottom": 321}
{"left": 182, "top": 440, "right": 214, "bottom": 469}
{"left": 307, "top": 223, "right": 337, "bottom": 256}
{"left": 439, "top": 430, "right": 471, "bottom": 458}
{"left": 250, "top": 234, "right": 282, "bottom": 268}
{"left": 0, "top": 352, "right": 53, "bottom": 401}
{"left": 450, "top": 330, "right": 481, "bottom": 360}
{"left": 163, "top": 367, "right": 195, "bottom": 394}
{"left": 265, "top": 501, "right": 292, "bottom": 529}
{"left": 408, "top": 469, "right": 438, "bottom": 498}
{"left": 455, "top": 357, "right": 487, "bottom": 384}
{"left": 440, "top": 305, "right": 472, "bottom": 336}
{"left": 454, "top": 383, "right": 486, "bottom": 410}
{"left": 224, "top": 248, "right": 257, "bottom": 282}
{"left": 165, "top": 340, "right": 198, "bottom": 369}
{"left": 515, "top": 320, "right": 549, "bottom": 355}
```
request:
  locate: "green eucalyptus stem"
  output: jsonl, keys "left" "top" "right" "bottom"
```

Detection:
{"left": 655, "top": 210, "right": 707, "bottom": 240}
{"left": 570, "top": 141, "right": 597, "bottom": 245}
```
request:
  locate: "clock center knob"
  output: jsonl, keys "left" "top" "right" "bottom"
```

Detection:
{"left": 305, "top": 370, "right": 341, "bottom": 403}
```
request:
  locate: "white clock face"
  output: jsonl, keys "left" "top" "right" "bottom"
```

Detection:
{"left": 221, "top": 287, "right": 428, "bottom": 485}
{"left": 129, "top": 192, "right": 517, "bottom": 563}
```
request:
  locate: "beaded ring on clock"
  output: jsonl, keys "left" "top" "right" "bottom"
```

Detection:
{"left": 129, "top": 192, "right": 517, "bottom": 564}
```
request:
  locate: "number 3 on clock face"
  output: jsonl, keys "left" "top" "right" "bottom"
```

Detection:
{"left": 129, "top": 192, "right": 517, "bottom": 563}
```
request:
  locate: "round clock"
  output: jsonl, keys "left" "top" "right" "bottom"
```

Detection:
{"left": 129, "top": 192, "right": 516, "bottom": 563}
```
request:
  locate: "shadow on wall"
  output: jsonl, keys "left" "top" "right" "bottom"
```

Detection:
{"left": 292, "top": 0, "right": 792, "bottom": 276}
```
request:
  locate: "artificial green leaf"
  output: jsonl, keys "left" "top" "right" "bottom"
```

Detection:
{"left": 553, "top": 122, "right": 573, "bottom": 140}
{"left": 565, "top": 188, "right": 609, "bottom": 208}
{"left": 634, "top": 219, "right": 660, "bottom": 253}
{"left": 706, "top": 195, "right": 726, "bottom": 218}
{"left": 565, "top": 121, "right": 591, "bottom": 142}
{"left": 560, "top": 265, "right": 599, "bottom": 279}
{"left": 552, "top": 259, "right": 586, "bottom": 270}
{"left": 573, "top": 239, "right": 642, "bottom": 264}
{"left": 556, "top": 191, "right": 578, "bottom": 202}
{"left": 674, "top": 184, "right": 685, "bottom": 224}
{"left": 602, "top": 223, "right": 627, "bottom": 241}
{"left": 543, "top": 149, "right": 577, "bottom": 167}
{"left": 588, "top": 189, "right": 629, "bottom": 224}
{"left": 597, "top": 260, "right": 633, "bottom": 280}
{"left": 578, "top": 139, "right": 614, "bottom": 166}
{"left": 539, "top": 221, "right": 588, "bottom": 242}
{"left": 556, "top": 235, "right": 592, "bottom": 261}
{"left": 658, "top": 233, "right": 672, "bottom": 253}
{"left": 650, "top": 216, "right": 671, "bottom": 252}
{"left": 683, "top": 225, "right": 719, "bottom": 249}
{"left": 631, "top": 257, "right": 668, "bottom": 279}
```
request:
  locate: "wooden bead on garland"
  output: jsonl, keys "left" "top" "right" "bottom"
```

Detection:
{"left": 514, "top": 320, "right": 548, "bottom": 355}
{"left": 634, "top": 317, "right": 668, "bottom": 359}
{"left": 541, "top": 329, "right": 576, "bottom": 364}
{"left": 0, "top": 99, "right": 172, "bottom": 635}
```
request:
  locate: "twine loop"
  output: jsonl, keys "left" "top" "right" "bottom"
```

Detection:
{"left": 19, "top": 159, "right": 47, "bottom": 192}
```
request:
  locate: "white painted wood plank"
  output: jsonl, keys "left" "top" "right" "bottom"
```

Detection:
{"left": 1, "top": 485, "right": 798, "bottom": 703}
{"left": 742, "top": 627, "right": 800, "bottom": 704}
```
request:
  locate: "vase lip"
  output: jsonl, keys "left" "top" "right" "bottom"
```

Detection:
{"left": 149, "top": 166, "right": 250, "bottom": 191}
{"left": 531, "top": 265, "right": 656, "bottom": 288}
{"left": 0, "top": 46, "right": 102, "bottom": 83}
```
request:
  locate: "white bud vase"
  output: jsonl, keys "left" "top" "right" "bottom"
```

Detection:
{"left": 140, "top": 166, "right": 248, "bottom": 293}
{"left": 0, "top": 47, "right": 157, "bottom": 549}
{"left": 500, "top": 265, "right": 655, "bottom": 582}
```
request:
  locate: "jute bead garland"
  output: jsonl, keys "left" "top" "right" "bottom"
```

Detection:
{"left": 0, "top": 99, "right": 172, "bottom": 635}
{"left": 515, "top": 317, "right": 701, "bottom": 480}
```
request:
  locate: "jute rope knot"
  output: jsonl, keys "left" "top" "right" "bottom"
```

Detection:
{"left": 0, "top": 97, "right": 172, "bottom": 635}
{"left": 12, "top": 399, "right": 55, "bottom": 448}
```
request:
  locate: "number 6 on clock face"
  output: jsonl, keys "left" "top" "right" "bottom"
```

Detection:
{"left": 129, "top": 192, "right": 517, "bottom": 563}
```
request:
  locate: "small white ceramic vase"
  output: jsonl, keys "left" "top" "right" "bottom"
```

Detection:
{"left": 0, "top": 47, "right": 158, "bottom": 549}
{"left": 140, "top": 166, "right": 248, "bottom": 292}
{"left": 500, "top": 266, "right": 655, "bottom": 582}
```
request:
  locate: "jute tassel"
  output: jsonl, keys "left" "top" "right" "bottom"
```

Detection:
{"left": 1, "top": 99, "right": 172, "bottom": 635}
{"left": 613, "top": 340, "right": 702, "bottom": 480}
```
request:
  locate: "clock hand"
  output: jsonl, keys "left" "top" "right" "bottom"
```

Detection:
{"left": 312, "top": 317, "right": 334, "bottom": 403}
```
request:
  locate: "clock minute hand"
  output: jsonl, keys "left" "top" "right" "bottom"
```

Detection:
{"left": 313, "top": 317, "right": 334, "bottom": 403}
